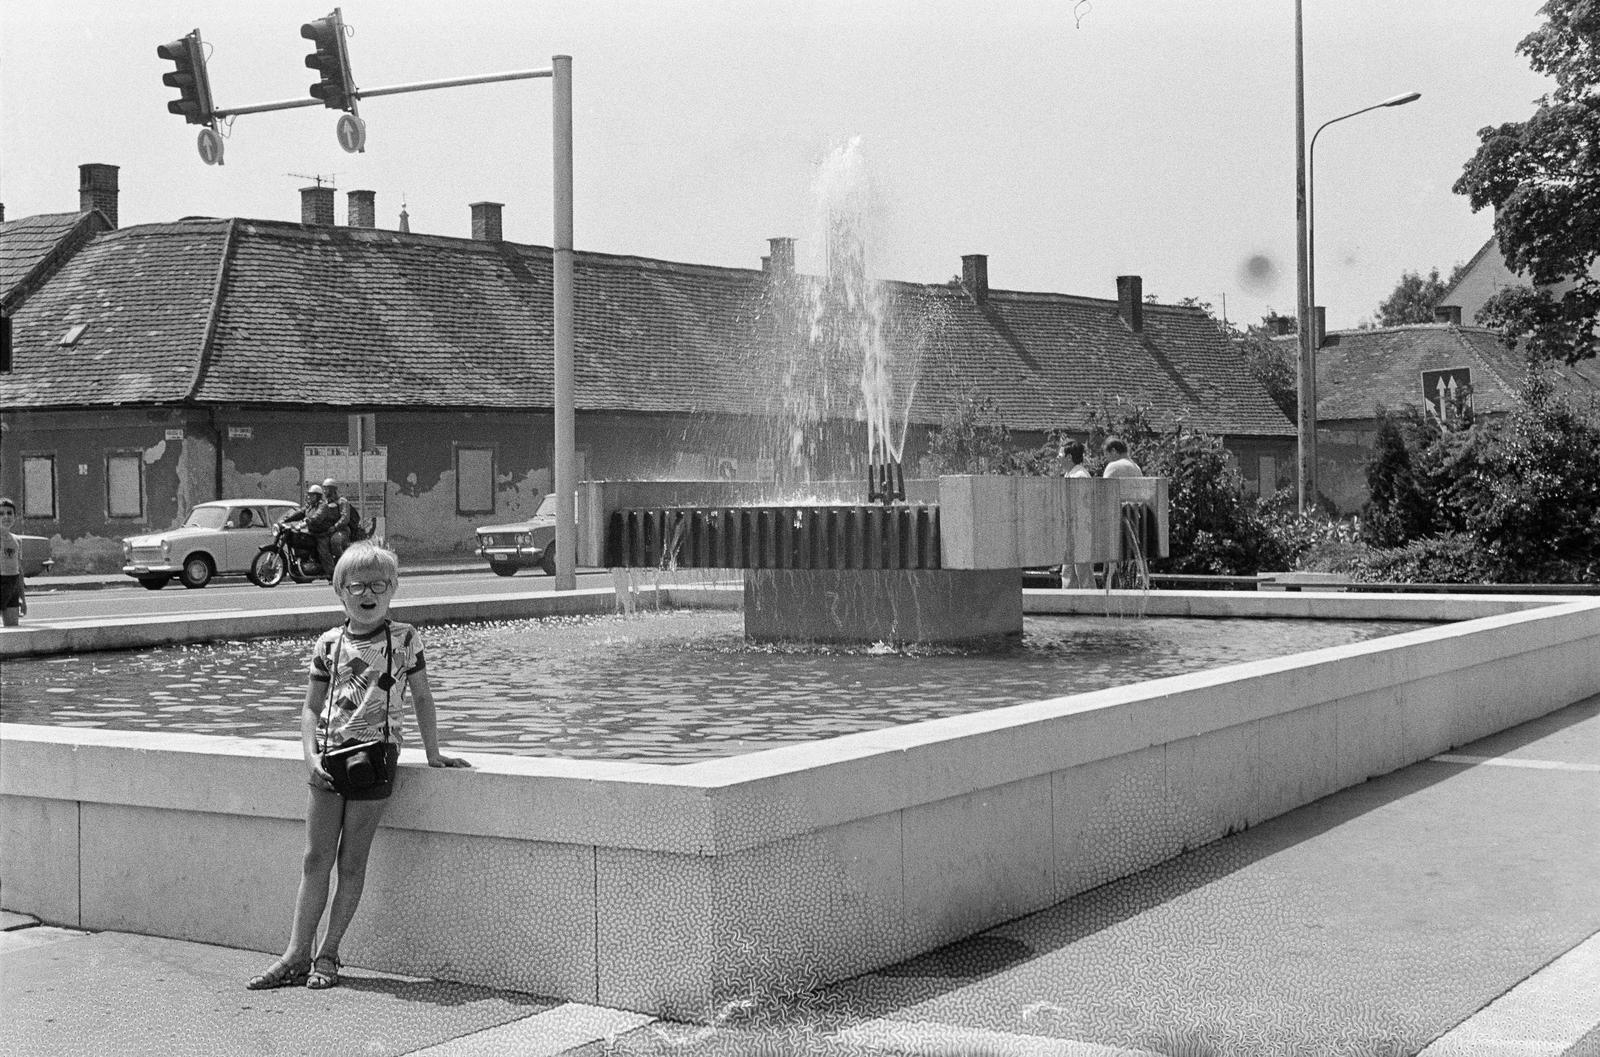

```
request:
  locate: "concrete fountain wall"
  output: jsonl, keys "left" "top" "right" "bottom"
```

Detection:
{"left": 4, "top": 589, "right": 1600, "bottom": 1020}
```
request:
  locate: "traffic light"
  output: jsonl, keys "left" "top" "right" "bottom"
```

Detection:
{"left": 301, "top": 9, "right": 356, "bottom": 111}
{"left": 156, "top": 30, "right": 216, "bottom": 126}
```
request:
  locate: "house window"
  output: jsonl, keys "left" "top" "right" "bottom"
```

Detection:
{"left": 456, "top": 446, "right": 495, "bottom": 515}
{"left": 1258, "top": 455, "right": 1277, "bottom": 495}
{"left": 23, "top": 455, "right": 57, "bottom": 520}
{"left": 106, "top": 451, "right": 144, "bottom": 519}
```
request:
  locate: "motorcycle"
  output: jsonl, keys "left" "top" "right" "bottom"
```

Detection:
{"left": 249, "top": 522, "right": 331, "bottom": 587}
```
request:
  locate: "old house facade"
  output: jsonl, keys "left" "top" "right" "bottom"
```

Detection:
{"left": 2, "top": 164, "right": 1295, "bottom": 572}
{"left": 1314, "top": 322, "right": 1600, "bottom": 513}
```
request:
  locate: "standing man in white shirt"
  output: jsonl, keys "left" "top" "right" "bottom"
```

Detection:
{"left": 1101, "top": 437, "right": 1144, "bottom": 478}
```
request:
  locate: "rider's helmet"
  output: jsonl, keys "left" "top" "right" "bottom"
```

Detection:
{"left": 306, "top": 484, "right": 325, "bottom": 497}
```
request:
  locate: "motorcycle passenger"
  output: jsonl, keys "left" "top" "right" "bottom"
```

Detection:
{"left": 308, "top": 478, "right": 353, "bottom": 578}
{"left": 278, "top": 485, "right": 326, "bottom": 567}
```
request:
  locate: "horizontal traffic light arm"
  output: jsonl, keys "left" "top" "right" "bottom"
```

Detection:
{"left": 211, "top": 67, "right": 552, "bottom": 119}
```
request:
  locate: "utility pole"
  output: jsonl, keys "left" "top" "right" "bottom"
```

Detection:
{"left": 1294, "top": 0, "right": 1316, "bottom": 513}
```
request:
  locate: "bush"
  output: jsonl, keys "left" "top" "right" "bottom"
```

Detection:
{"left": 1445, "top": 372, "right": 1600, "bottom": 581}
{"left": 1344, "top": 533, "right": 1491, "bottom": 584}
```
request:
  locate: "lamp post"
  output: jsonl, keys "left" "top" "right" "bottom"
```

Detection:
{"left": 1308, "top": 91, "right": 1421, "bottom": 323}
{"left": 1294, "top": 0, "right": 1419, "bottom": 512}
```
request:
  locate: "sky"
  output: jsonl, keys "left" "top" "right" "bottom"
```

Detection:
{"left": 1, "top": 0, "right": 1553, "bottom": 332}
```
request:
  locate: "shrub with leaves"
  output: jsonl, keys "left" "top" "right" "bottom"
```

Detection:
{"left": 1445, "top": 370, "right": 1600, "bottom": 581}
{"left": 917, "top": 394, "right": 1012, "bottom": 476}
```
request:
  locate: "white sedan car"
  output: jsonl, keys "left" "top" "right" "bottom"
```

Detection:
{"left": 122, "top": 499, "right": 298, "bottom": 589}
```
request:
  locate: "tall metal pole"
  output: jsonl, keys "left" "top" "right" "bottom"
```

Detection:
{"left": 1294, "top": 0, "right": 1315, "bottom": 513}
{"left": 552, "top": 55, "right": 577, "bottom": 591}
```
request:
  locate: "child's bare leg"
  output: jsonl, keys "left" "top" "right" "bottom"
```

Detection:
{"left": 314, "top": 796, "right": 391, "bottom": 963}
{"left": 283, "top": 787, "right": 346, "bottom": 960}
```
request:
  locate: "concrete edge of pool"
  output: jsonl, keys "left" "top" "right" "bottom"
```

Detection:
{"left": 4, "top": 587, "right": 1599, "bottom": 1020}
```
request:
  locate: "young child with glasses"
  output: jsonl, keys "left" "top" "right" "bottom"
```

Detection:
{"left": 0, "top": 498, "right": 27, "bottom": 627}
{"left": 247, "top": 540, "right": 470, "bottom": 992}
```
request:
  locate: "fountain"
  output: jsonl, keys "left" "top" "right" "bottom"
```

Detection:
{"left": 15, "top": 141, "right": 1594, "bottom": 1026}
{"left": 579, "top": 139, "right": 1168, "bottom": 645}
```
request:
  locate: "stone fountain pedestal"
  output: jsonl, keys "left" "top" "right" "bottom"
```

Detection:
{"left": 578, "top": 474, "right": 1169, "bottom": 645}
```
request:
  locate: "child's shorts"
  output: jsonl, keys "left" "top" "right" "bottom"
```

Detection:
{"left": 0, "top": 573, "right": 22, "bottom": 611}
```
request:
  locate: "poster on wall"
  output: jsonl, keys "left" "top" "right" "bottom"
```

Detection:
{"left": 304, "top": 445, "right": 388, "bottom": 525}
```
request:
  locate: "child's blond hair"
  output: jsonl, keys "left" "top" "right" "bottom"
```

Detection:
{"left": 332, "top": 540, "right": 399, "bottom": 592}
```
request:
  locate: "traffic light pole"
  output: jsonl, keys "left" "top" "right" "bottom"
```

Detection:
{"left": 551, "top": 56, "right": 576, "bottom": 592}
{"left": 172, "top": 47, "right": 576, "bottom": 590}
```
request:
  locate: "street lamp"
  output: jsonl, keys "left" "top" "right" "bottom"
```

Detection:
{"left": 1308, "top": 91, "right": 1421, "bottom": 322}
{"left": 1294, "top": 0, "right": 1419, "bottom": 512}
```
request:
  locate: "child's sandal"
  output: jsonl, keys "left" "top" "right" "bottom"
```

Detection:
{"left": 306, "top": 953, "right": 341, "bottom": 990}
{"left": 245, "top": 958, "right": 309, "bottom": 990}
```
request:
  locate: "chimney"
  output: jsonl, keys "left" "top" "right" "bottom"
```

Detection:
{"left": 961, "top": 254, "right": 989, "bottom": 303}
{"left": 470, "top": 201, "right": 503, "bottom": 242}
{"left": 1116, "top": 275, "right": 1143, "bottom": 333}
{"left": 1313, "top": 306, "right": 1326, "bottom": 349}
{"left": 300, "top": 185, "right": 336, "bottom": 227}
{"left": 79, "top": 163, "right": 120, "bottom": 228}
{"left": 767, "top": 237, "right": 795, "bottom": 276}
{"left": 347, "top": 189, "right": 376, "bottom": 229}
{"left": 1434, "top": 305, "right": 1463, "bottom": 326}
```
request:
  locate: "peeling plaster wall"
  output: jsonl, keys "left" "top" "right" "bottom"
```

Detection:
{"left": 6, "top": 405, "right": 965, "bottom": 570}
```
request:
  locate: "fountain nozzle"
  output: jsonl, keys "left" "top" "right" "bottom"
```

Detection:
{"left": 868, "top": 458, "right": 905, "bottom": 505}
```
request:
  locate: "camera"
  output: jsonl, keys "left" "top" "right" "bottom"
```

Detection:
{"left": 344, "top": 752, "right": 375, "bottom": 788}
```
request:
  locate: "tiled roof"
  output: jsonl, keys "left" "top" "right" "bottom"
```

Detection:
{"left": 1315, "top": 323, "right": 1600, "bottom": 420}
{"left": 1, "top": 216, "right": 1294, "bottom": 436}
{"left": 0, "top": 211, "right": 107, "bottom": 311}
{"left": 1438, "top": 236, "right": 1498, "bottom": 306}
{"left": 0, "top": 219, "right": 231, "bottom": 405}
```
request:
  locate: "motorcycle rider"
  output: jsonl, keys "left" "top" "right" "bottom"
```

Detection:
{"left": 308, "top": 478, "right": 353, "bottom": 578}
{"left": 275, "top": 484, "right": 326, "bottom": 573}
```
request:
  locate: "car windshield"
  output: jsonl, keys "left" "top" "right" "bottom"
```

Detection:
{"left": 182, "top": 506, "right": 229, "bottom": 530}
{"left": 535, "top": 493, "right": 560, "bottom": 518}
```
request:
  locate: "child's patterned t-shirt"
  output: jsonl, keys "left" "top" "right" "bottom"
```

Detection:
{"left": 308, "top": 620, "right": 425, "bottom": 746}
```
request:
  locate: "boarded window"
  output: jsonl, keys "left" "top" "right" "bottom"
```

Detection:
{"left": 456, "top": 446, "right": 495, "bottom": 515}
{"left": 106, "top": 452, "right": 144, "bottom": 518}
{"left": 1258, "top": 455, "right": 1277, "bottom": 495}
{"left": 23, "top": 455, "right": 56, "bottom": 519}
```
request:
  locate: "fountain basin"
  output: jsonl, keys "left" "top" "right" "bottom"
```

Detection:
{"left": 4, "top": 590, "right": 1597, "bottom": 1020}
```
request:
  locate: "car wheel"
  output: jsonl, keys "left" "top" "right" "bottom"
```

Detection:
{"left": 539, "top": 544, "right": 557, "bottom": 577}
{"left": 179, "top": 555, "right": 214, "bottom": 589}
{"left": 249, "top": 550, "right": 286, "bottom": 588}
{"left": 490, "top": 562, "right": 519, "bottom": 577}
{"left": 139, "top": 577, "right": 170, "bottom": 591}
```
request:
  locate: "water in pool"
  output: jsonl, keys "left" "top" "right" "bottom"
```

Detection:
{"left": 1, "top": 610, "right": 1434, "bottom": 764}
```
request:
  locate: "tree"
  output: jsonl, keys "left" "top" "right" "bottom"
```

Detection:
{"left": 918, "top": 394, "right": 1012, "bottom": 476}
{"left": 1454, "top": 0, "right": 1600, "bottom": 363}
{"left": 1375, "top": 265, "right": 1469, "bottom": 326}
{"left": 1360, "top": 411, "right": 1434, "bottom": 546}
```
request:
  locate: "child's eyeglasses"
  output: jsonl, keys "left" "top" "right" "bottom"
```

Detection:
{"left": 343, "top": 581, "right": 391, "bottom": 596}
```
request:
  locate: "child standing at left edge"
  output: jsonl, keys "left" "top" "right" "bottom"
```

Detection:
{"left": 0, "top": 498, "right": 27, "bottom": 627}
{"left": 246, "top": 540, "right": 470, "bottom": 991}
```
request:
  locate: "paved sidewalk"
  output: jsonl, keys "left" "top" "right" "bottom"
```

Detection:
{"left": 5, "top": 699, "right": 1599, "bottom": 1056}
